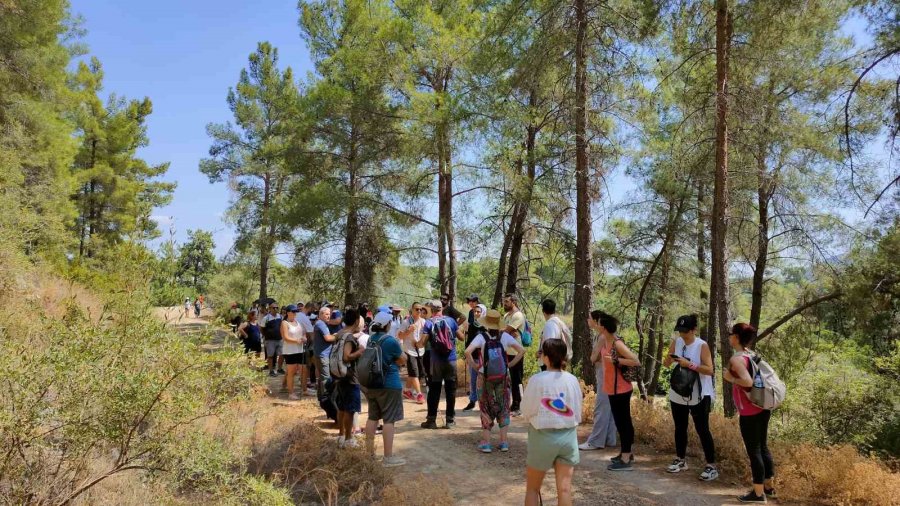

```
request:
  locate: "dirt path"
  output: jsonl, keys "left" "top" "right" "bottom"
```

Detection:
{"left": 155, "top": 308, "right": 747, "bottom": 505}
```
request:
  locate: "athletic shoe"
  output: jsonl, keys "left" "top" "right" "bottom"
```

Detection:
{"left": 336, "top": 436, "right": 345, "bottom": 447}
{"left": 420, "top": 420, "right": 439, "bottom": 429}
{"left": 288, "top": 393, "right": 300, "bottom": 401}
{"left": 610, "top": 454, "right": 633, "bottom": 464}
{"left": 608, "top": 459, "right": 634, "bottom": 471}
{"left": 462, "top": 401, "right": 476, "bottom": 411}
{"left": 444, "top": 421, "right": 456, "bottom": 429}
{"left": 343, "top": 438, "right": 359, "bottom": 449}
{"left": 511, "top": 410, "right": 522, "bottom": 417}
{"left": 699, "top": 465, "right": 719, "bottom": 482}
{"left": 277, "top": 369, "right": 286, "bottom": 375}
{"left": 497, "top": 442, "right": 510, "bottom": 452}
{"left": 268, "top": 370, "right": 277, "bottom": 377}
{"left": 415, "top": 393, "right": 425, "bottom": 404}
{"left": 578, "top": 442, "right": 604, "bottom": 451}
{"left": 667, "top": 458, "right": 688, "bottom": 473}
{"left": 382, "top": 456, "right": 406, "bottom": 468}
{"left": 737, "top": 491, "right": 766, "bottom": 503}
{"left": 403, "top": 390, "right": 415, "bottom": 401}
{"left": 306, "top": 388, "right": 317, "bottom": 396}
{"left": 478, "top": 441, "right": 492, "bottom": 453}
{"left": 764, "top": 488, "right": 777, "bottom": 500}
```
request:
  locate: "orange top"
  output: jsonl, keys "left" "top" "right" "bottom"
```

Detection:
{"left": 602, "top": 338, "right": 633, "bottom": 395}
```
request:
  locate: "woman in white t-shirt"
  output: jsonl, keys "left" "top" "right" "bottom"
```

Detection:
{"left": 280, "top": 305, "right": 308, "bottom": 401}
{"left": 398, "top": 302, "right": 427, "bottom": 404}
{"left": 522, "top": 338, "right": 583, "bottom": 506}
{"left": 663, "top": 314, "right": 718, "bottom": 481}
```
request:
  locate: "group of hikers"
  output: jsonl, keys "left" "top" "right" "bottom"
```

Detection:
{"left": 233, "top": 293, "right": 779, "bottom": 504}
{"left": 183, "top": 295, "right": 204, "bottom": 318}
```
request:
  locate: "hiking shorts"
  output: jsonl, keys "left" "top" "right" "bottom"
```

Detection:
{"left": 243, "top": 338, "right": 262, "bottom": 354}
{"left": 406, "top": 353, "right": 426, "bottom": 379}
{"left": 336, "top": 381, "right": 361, "bottom": 413}
{"left": 265, "top": 340, "right": 282, "bottom": 358}
{"left": 526, "top": 426, "right": 580, "bottom": 471}
{"left": 366, "top": 388, "right": 403, "bottom": 424}
{"left": 283, "top": 353, "right": 306, "bottom": 365}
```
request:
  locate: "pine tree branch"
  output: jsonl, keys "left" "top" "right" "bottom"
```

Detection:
{"left": 754, "top": 291, "right": 843, "bottom": 344}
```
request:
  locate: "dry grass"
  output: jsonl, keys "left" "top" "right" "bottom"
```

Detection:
{"left": 580, "top": 386, "right": 900, "bottom": 505}
{"left": 377, "top": 475, "right": 454, "bottom": 506}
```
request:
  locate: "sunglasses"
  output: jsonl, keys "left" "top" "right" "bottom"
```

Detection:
{"left": 417, "top": 308, "right": 427, "bottom": 313}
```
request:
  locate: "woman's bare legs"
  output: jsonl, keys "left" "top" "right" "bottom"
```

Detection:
{"left": 524, "top": 466, "right": 546, "bottom": 506}
{"left": 554, "top": 461, "right": 575, "bottom": 506}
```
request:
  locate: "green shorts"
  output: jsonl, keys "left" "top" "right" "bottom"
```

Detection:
{"left": 526, "top": 426, "right": 580, "bottom": 471}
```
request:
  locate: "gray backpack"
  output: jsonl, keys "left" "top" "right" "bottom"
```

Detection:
{"left": 747, "top": 353, "right": 786, "bottom": 410}
{"left": 357, "top": 334, "right": 386, "bottom": 389}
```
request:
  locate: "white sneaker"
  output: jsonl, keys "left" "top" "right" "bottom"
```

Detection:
{"left": 699, "top": 465, "right": 719, "bottom": 481}
{"left": 336, "top": 436, "right": 345, "bottom": 447}
{"left": 382, "top": 455, "right": 406, "bottom": 468}
{"left": 667, "top": 458, "right": 688, "bottom": 473}
{"left": 343, "top": 438, "right": 360, "bottom": 449}
{"left": 578, "top": 442, "right": 604, "bottom": 451}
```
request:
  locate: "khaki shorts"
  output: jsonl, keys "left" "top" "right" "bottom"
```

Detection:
{"left": 365, "top": 388, "right": 404, "bottom": 424}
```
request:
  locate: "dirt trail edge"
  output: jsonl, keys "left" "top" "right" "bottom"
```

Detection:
{"left": 154, "top": 307, "right": 746, "bottom": 506}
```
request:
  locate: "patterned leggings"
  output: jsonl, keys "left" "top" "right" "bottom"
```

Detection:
{"left": 478, "top": 375, "right": 511, "bottom": 430}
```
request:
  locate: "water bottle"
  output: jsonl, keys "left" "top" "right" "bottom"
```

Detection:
{"left": 753, "top": 372, "right": 764, "bottom": 389}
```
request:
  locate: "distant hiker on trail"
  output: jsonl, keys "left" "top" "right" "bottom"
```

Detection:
{"left": 465, "top": 309, "right": 524, "bottom": 453}
{"left": 260, "top": 303, "right": 284, "bottom": 377}
{"left": 334, "top": 308, "right": 363, "bottom": 448}
{"left": 663, "top": 314, "right": 719, "bottom": 481}
{"left": 460, "top": 295, "right": 485, "bottom": 411}
{"left": 399, "top": 302, "right": 427, "bottom": 404}
{"left": 522, "top": 338, "right": 582, "bottom": 506}
{"left": 362, "top": 311, "right": 407, "bottom": 467}
{"left": 725, "top": 323, "right": 777, "bottom": 504}
{"left": 420, "top": 299, "right": 461, "bottom": 430}
{"left": 502, "top": 293, "right": 526, "bottom": 417}
{"left": 595, "top": 311, "right": 640, "bottom": 471}
{"left": 238, "top": 309, "right": 262, "bottom": 361}
{"left": 183, "top": 297, "right": 190, "bottom": 318}
{"left": 280, "top": 305, "right": 309, "bottom": 401}
{"left": 579, "top": 310, "right": 617, "bottom": 451}
{"left": 193, "top": 298, "right": 201, "bottom": 317}
{"left": 538, "top": 299, "right": 572, "bottom": 372}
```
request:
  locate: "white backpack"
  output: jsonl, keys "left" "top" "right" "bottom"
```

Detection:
{"left": 746, "top": 352, "right": 786, "bottom": 410}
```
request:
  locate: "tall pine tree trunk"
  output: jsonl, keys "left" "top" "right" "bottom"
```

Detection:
{"left": 343, "top": 139, "right": 359, "bottom": 306}
{"left": 697, "top": 179, "right": 709, "bottom": 341}
{"left": 505, "top": 92, "right": 539, "bottom": 296}
{"left": 750, "top": 144, "right": 770, "bottom": 330}
{"left": 258, "top": 172, "right": 272, "bottom": 301}
{"left": 573, "top": 0, "right": 594, "bottom": 383}
{"left": 713, "top": 0, "right": 734, "bottom": 416}
{"left": 492, "top": 209, "right": 513, "bottom": 309}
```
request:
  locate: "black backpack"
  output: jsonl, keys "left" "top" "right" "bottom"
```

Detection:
{"left": 264, "top": 316, "right": 282, "bottom": 340}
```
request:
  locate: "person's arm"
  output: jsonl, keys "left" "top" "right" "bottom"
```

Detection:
{"left": 464, "top": 341, "right": 479, "bottom": 371}
{"left": 507, "top": 340, "right": 526, "bottom": 368}
{"left": 662, "top": 339, "right": 677, "bottom": 367}
{"left": 299, "top": 313, "right": 314, "bottom": 333}
{"left": 344, "top": 340, "right": 363, "bottom": 362}
{"left": 393, "top": 342, "right": 408, "bottom": 367}
{"left": 695, "top": 342, "right": 715, "bottom": 375}
{"left": 725, "top": 355, "right": 753, "bottom": 388}
{"left": 238, "top": 322, "right": 248, "bottom": 339}
{"left": 590, "top": 338, "right": 603, "bottom": 363}
{"left": 457, "top": 321, "right": 468, "bottom": 340}
{"left": 610, "top": 340, "right": 640, "bottom": 367}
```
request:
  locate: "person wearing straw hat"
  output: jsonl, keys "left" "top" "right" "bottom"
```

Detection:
{"left": 465, "top": 309, "right": 525, "bottom": 453}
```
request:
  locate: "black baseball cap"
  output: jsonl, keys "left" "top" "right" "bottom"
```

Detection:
{"left": 466, "top": 294, "right": 480, "bottom": 302}
{"left": 674, "top": 314, "right": 698, "bottom": 332}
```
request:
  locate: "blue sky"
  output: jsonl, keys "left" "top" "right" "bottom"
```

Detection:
{"left": 71, "top": 0, "right": 315, "bottom": 256}
{"left": 70, "top": 2, "right": 890, "bottom": 260}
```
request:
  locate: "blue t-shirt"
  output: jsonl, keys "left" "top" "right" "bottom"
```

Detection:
{"left": 423, "top": 315, "right": 460, "bottom": 361}
{"left": 313, "top": 320, "right": 332, "bottom": 357}
{"left": 370, "top": 332, "right": 403, "bottom": 390}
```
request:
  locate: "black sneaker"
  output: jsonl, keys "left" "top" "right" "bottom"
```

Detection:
{"left": 268, "top": 370, "right": 277, "bottom": 377}
{"left": 420, "top": 419, "right": 439, "bottom": 429}
{"left": 764, "top": 488, "right": 777, "bottom": 500}
{"left": 738, "top": 491, "right": 767, "bottom": 503}
{"left": 610, "top": 454, "right": 633, "bottom": 464}
{"left": 277, "top": 369, "right": 286, "bottom": 375}
{"left": 608, "top": 459, "right": 634, "bottom": 471}
{"left": 462, "top": 401, "right": 476, "bottom": 411}
{"left": 375, "top": 424, "right": 383, "bottom": 435}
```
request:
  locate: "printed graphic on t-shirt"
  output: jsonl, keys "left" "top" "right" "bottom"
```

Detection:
{"left": 540, "top": 392, "right": 575, "bottom": 417}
